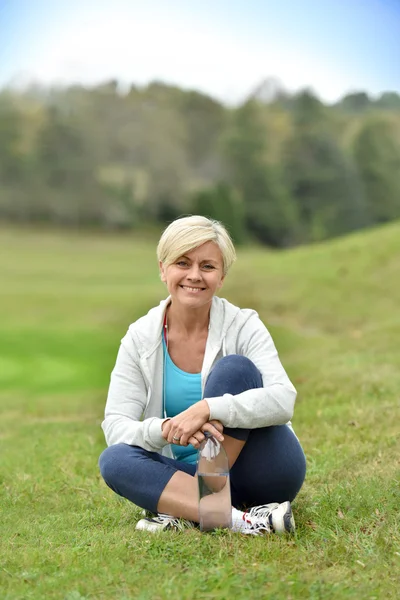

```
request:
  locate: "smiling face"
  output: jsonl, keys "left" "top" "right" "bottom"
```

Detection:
{"left": 159, "top": 241, "right": 225, "bottom": 310}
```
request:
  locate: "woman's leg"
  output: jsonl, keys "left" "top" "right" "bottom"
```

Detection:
{"left": 203, "top": 355, "right": 306, "bottom": 507}
{"left": 229, "top": 425, "right": 306, "bottom": 508}
{"left": 99, "top": 443, "right": 197, "bottom": 515}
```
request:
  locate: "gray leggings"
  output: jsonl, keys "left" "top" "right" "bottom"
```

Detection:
{"left": 99, "top": 355, "right": 306, "bottom": 512}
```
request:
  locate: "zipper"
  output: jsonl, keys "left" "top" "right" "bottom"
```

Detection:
{"left": 140, "top": 357, "right": 152, "bottom": 413}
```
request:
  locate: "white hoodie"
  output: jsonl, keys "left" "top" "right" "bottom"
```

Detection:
{"left": 102, "top": 296, "right": 297, "bottom": 455}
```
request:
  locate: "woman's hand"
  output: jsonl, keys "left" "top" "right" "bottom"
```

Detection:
{"left": 187, "top": 420, "right": 224, "bottom": 449}
{"left": 161, "top": 400, "right": 224, "bottom": 447}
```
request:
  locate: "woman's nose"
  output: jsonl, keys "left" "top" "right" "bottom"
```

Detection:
{"left": 187, "top": 264, "right": 201, "bottom": 280}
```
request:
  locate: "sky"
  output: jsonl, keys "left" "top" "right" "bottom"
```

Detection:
{"left": 0, "top": 0, "right": 399, "bottom": 104}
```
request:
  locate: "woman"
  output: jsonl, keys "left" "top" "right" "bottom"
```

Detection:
{"left": 99, "top": 216, "right": 306, "bottom": 535}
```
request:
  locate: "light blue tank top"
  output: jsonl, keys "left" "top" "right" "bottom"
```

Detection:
{"left": 162, "top": 336, "right": 202, "bottom": 464}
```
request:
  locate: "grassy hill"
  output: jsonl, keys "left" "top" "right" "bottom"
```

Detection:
{"left": 0, "top": 223, "right": 399, "bottom": 599}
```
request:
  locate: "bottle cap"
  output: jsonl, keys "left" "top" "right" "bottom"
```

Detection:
{"left": 201, "top": 434, "right": 220, "bottom": 460}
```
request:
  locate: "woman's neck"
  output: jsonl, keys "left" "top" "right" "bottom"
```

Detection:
{"left": 166, "top": 301, "right": 210, "bottom": 336}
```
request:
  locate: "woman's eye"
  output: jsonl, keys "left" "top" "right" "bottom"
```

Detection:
{"left": 203, "top": 264, "right": 215, "bottom": 270}
{"left": 176, "top": 261, "right": 188, "bottom": 267}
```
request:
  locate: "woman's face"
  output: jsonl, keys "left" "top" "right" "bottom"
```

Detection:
{"left": 159, "top": 241, "right": 225, "bottom": 310}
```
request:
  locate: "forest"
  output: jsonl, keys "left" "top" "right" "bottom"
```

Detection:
{"left": 1, "top": 78, "right": 400, "bottom": 246}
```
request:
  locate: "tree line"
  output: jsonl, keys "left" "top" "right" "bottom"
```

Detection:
{"left": 1, "top": 79, "right": 400, "bottom": 246}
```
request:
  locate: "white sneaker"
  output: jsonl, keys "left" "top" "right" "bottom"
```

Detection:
{"left": 242, "top": 501, "right": 295, "bottom": 535}
{"left": 136, "top": 513, "right": 196, "bottom": 533}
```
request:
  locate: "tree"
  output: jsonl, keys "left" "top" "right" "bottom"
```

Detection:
{"left": 374, "top": 92, "right": 400, "bottom": 111}
{"left": 0, "top": 95, "right": 28, "bottom": 184}
{"left": 353, "top": 117, "right": 400, "bottom": 223}
{"left": 284, "top": 127, "right": 368, "bottom": 242}
{"left": 35, "top": 105, "right": 106, "bottom": 224}
{"left": 178, "top": 90, "right": 226, "bottom": 170}
{"left": 224, "top": 100, "right": 298, "bottom": 246}
{"left": 191, "top": 182, "right": 245, "bottom": 244}
{"left": 281, "top": 89, "right": 369, "bottom": 241}
{"left": 339, "top": 92, "right": 371, "bottom": 113}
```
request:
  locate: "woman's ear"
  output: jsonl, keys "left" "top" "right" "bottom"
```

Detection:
{"left": 159, "top": 261, "right": 167, "bottom": 283}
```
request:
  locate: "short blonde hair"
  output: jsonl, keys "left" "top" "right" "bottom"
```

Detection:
{"left": 157, "top": 215, "right": 236, "bottom": 275}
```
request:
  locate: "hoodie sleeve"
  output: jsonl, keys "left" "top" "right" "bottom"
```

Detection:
{"left": 101, "top": 334, "right": 169, "bottom": 452}
{"left": 205, "top": 314, "right": 297, "bottom": 428}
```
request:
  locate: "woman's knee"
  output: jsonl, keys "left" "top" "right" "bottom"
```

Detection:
{"left": 205, "top": 354, "right": 263, "bottom": 397}
{"left": 99, "top": 443, "right": 134, "bottom": 484}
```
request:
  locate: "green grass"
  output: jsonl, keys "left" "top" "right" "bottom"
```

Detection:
{"left": 1, "top": 223, "right": 399, "bottom": 599}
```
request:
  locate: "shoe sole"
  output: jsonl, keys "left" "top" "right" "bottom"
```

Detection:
{"left": 269, "top": 501, "right": 295, "bottom": 534}
{"left": 136, "top": 518, "right": 165, "bottom": 532}
{"left": 283, "top": 504, "right": 295, "bottom": 533}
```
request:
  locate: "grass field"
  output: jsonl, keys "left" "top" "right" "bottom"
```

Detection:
{"left": 1, "top": 223, "right": 399, "bottom": 599}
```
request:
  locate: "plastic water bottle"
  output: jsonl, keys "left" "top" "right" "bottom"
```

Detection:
{"left": 196, "top": 433, "right": 232, "bottom": 531}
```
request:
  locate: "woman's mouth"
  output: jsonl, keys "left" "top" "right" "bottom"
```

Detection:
{"left": 180, "top": 285, "right": 205, "bottom": 293}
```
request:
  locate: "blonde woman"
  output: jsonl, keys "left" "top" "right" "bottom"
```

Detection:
{"left": 99, "top": 216, "right": 306, "bottom": 535}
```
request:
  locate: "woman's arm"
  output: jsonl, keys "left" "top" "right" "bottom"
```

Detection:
{"left": 101, "top": 341, "right": 169, "bottom": 452}
{"left": 205, "top": 315, "right": 297, "bottom": 429}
